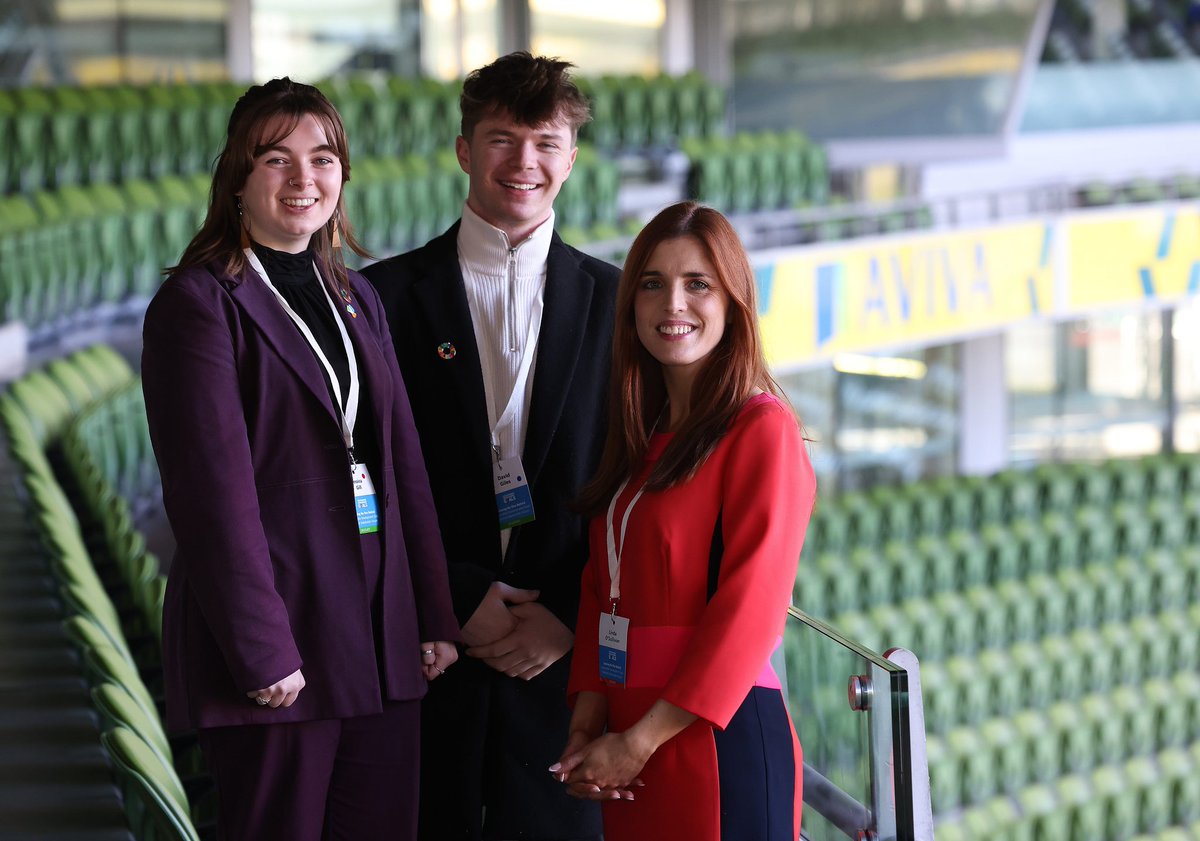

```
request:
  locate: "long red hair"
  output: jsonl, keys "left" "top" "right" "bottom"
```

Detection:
{"left": 578, "top": 201, "right": 789, "bottom": 515}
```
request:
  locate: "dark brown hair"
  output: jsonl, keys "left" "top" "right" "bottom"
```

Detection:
{"left": 577, "top": 201, "right": 790, "bottom": 515}
{"left": 170, "top": 77, "right": 368, "bottom": 288}
{"left": 460, "top": 52, "right": 591, "bottom": 142}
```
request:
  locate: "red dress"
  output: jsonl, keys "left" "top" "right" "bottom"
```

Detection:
{"left": 568, "top": 393, "right": 816, "bottom": 841}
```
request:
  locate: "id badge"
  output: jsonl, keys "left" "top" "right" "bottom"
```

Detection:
{"left": 493, "top": 456, "right": 535, "bottom": 529}
{"left": 352, "top": 462, "right": 379, "bottom": 535}
{"left": 598, "top": 612, "right": 630, "bottom": 684}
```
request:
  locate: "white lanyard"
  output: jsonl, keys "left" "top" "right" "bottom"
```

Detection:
{"left": 605, "top": 476, "right": 649, "bottom": 604}
{"left": 245, "top": 248, "right": 361, "bottom": 455}
{"left": 482, "top": 292, "right": 544, "bottom": 458}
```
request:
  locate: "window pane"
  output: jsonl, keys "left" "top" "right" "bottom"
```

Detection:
{"left": 529, "top": 0, "right": 663, "bottom": 75}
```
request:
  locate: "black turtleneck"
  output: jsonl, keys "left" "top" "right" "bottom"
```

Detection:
{"left": 252, "top": 242, "right": 380, "bottom": 477}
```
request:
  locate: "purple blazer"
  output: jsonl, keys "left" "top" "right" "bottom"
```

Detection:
{"left": 142, "top": 256, "right": 459, "bottom": 732}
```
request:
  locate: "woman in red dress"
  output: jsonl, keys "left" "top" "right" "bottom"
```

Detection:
{"left": 551, "top": 201, "right": 816, "bottom": 840}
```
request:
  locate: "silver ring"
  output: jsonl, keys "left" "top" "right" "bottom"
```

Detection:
{"left": 434, "top": 666, "right": 445, "bottom": 675}
{"left": 422, "top": 649, "right": 434, "bottom": 656}
{"left": 256, "top": 696, "right": 269, "bottom": 706}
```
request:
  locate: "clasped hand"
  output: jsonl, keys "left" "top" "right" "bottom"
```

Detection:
{"left": 462, "top": 582, "right": 572, "bottom": 680}
{"left": 549, "top": 730, "right": 647, "bottom": 801}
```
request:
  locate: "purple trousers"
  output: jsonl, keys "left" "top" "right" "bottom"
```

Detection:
{"left": 198, "top": 699, "right": 420, "bottom": 841}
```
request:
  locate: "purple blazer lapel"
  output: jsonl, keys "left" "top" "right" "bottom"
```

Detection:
{"left": 228, "top": 262, "right": 342, "bottom": 428}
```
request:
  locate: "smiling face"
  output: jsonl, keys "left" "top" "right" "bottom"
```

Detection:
{"left": 455, "top": 109, "right": 577, "bottom": 243}
{"left": 634, "top": 236, "right": 730, "bottom": 392}
{"left": 237, "top": 112, "right": 342, "bottom": 253}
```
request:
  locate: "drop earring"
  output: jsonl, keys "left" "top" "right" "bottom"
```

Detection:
{"left": 331, "top": 212, "right": 342, "bottom": 249}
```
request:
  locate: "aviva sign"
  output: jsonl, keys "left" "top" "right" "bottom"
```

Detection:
{"left": 756, "top": 221, "right": 1055, "bottom": 369}
{"left": 754, "top": 205, "right": 1200, "bottom": 371}
{"left": 1067, "top": 208, "right": 1200, "bottom": 309}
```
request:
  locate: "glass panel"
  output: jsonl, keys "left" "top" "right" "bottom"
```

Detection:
{"left": 784, "top": 607, "right": 914, "bottom": 841}
{"left": 1174, "top": 301, "right": 1200, "bottom": 453}
{"left": 777, "top": 365, "right": 839, "bottom": 492}
{"left": 420, "top": 0, "right": 500, "bottom": 80}
{"left": 7, "top": 0, "right": 230, "bottom": 85}
{"left": 253, "top": 0, "right": 421, "bottom": 79}
{"left": 1021, "top": 60, "right": 1200, "bottom": 132}
{"left": 731, "top": 0, "right": 1042, "bottom": 140}
{"left": 530, "top": 0, "right": 663, "bottom": 75}
{"left": 836, "top": 345, "right": 959, "bottom": 491}
{"left": 777, "top": 345, "right": 959, "bottom": 493}
{"left": 1008, "top": 313, "right": 1166, "bottom": 464}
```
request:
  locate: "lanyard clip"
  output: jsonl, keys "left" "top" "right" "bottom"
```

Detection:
{"left": 491, "top": 443, "right": 501, "bottom": 465}
{"left": 346, "top": 446, "right": 358, "bottom": 470}
{"left": 610, "top": 599, "right": 619, "bottom": 617}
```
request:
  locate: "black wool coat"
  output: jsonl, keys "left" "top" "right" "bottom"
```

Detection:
{"left": 362, "top": 223, "right": 618, "bottom": 841}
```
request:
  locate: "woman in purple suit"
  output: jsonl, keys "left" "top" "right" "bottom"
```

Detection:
{"left": 141, "top": 78, "right": 459, "bottom": 840}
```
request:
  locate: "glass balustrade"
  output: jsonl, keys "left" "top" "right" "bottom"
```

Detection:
{"left": 783, "top": 606, "right": 929, "bottom": 841}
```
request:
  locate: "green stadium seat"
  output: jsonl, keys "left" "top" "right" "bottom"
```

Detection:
{"left": 1041, "top": 635, "right": 1084, "bottom": 704}
{"left": 1058, "top": 773, "right": 1106, "bottom": 841}
{"left": 1014, "top": 710, "right": 1059, "bottom": 783}
{"left": 1160, "top": 747, "right": 1200, "bottom": 825}
{"left": 982, "top": 717, "right": 1024, "bottom": 793}
{"left": 947, "top": 726, "right": 991, "bottom": 806}
{"left": 946, "top": 656, "right": 991, "bottom": 727}
{"left": 1018, "top": 783, "right": 1069, "bottom": 841}
{"left": 101, "top": 726, "right": 200, "bottom": 841}
{"left": 918, "top": 537, "right": 957, "bottom": 595}
{"left": 1083, "top": 693, "right": 1125, "bottom": 766}
{"left": 1093, "top": 764, "right": 1138, "bottom": 841}
{"left": 11, "top": 87, "right": 53, "bottom": 191}
{"left": 1128, "top": 755, "right": 1170, "bottom": 835}
{"left": 925, "top": 735, "right": 958, "bottom": 812}
{"left": 1050, "top": 699, "right": 1094, "bottom": 774}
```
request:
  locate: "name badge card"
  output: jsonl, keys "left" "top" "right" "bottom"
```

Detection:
{"left": 352, "top": 463, "right": 379, "bottom": 535}
{"left": 598, "top": 613, "right": 630, "bottom": 684}
{"left": 493, "top": 456, "right": 535, "bottom": 530}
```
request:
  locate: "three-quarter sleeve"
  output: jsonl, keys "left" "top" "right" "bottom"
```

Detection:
{"left": 660, "top": 401, "right": 815, "bottom": 728}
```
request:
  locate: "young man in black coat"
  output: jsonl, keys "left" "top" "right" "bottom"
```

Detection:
{"left": 363, "top": 52, "right": 618, "bottom": 841}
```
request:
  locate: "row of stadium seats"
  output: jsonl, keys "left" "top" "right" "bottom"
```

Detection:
{"left": 830, "top": 552, "right": 1200, "bottom": 662}
{"left": 800, "top": 449, "right": 1200, "bottom": 840}
{"left": 1048, "top": 0, "right": 1200, "bottom": 61}
{"left": 0, "top": 144, "right": 628, "bottom": 333}
{"left": 682, "top": 130, "right": 829, "bottom": 214}
{"left": 928, "top": 671, "right": 1200, "bottom": 813}
{"left": 937, "top": 747, "right": 1200, "bottom": 841}
{"left": 344, "top": 146, "right": 620, "bottom": 260}
{"left": 0, "top": 81, "right": 241, "bottom": 193}
{"left": 0, "top": 175, "right": 208, "bottom": 332}
{"left": 917, "top": 606, "right": 1200, "bottom": 735}
{"left": 804, "top": 454, "right": 1200, "bottom": 555}
{"left": 2, "top": 348, "right": 210, "bottom": 839}
{"left": 0, "top": 71, "right": 727, "bottom": 195}
{"left": 1078, "top": 174, "right": 1200, "bottom": 207}
{"left": 325, "top": 71, "right": 726, "bottom": 158}
{"left": 0, "top": 347, "right": 207, "bottom": 839}
{"left": 799, "top": 504, "right": 1199, "bottom": 617}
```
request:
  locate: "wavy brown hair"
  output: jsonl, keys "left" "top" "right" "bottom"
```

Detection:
{"left": 577, "top": 201, "right": 790, "bottom": 515}
{"left": 169, "top": 77, "right": 369, "bottom": 290}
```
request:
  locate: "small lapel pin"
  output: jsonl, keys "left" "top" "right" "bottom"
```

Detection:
{"left": 437, "top": 342, "right": 457, "bottom": 360}
{"left": 339, "top": 287, "right": 352, "bottom": 303}
{"left": 346, "top": 304, "right": 358, "bottom": 318}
